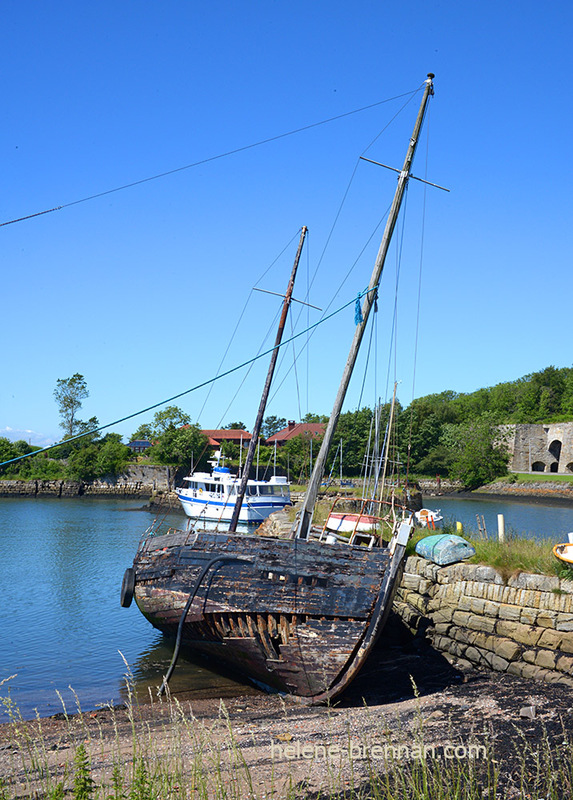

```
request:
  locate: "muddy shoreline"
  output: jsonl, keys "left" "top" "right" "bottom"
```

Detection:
{"left": 2, "top": 626, "right": 572, "bottom": 797}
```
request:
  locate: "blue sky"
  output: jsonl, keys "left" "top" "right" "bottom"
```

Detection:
{"left": 2, "top": 1, "right": 572, "bottom": 446}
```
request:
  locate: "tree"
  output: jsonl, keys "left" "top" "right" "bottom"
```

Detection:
{"left": 302, "top": 412, "right": 329, "bottom": 424}
{"left": 262, "top": 416, "right": 286, "bottom": 439}
{"left": 95, "top": 435, "right": 132, "bottom": 477}
{"left": 130, "top": 423, "right": 154, "bottom": 442}
{"left": 151, "top": 406, "right": 191, "bottom": 434}
{"left": 149, "top": 424, "right": 206, "bottom": 469}
{"left": 54, "top": 374, "right": 90, "bottom": 438}
{"left": 143, "top": 406, "right": 207, "bottom": 470}
{"left": 442, "top": 415, "right": 509, "bottom": 489}
{"left": 223, "top": 421, "right": 247, "bottom": 430}
{"left": 333, "top": 407, "right": 375, "bottom": 474}
{"left": 66, "top": 444, "right": 99, "bottom": 481}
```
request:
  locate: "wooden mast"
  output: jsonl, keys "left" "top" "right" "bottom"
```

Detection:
{"left": 228, "top": 226, "right": 308, "bottom": 532}
{"left": 294, "top": 74, "right": 435, "bottom": 540}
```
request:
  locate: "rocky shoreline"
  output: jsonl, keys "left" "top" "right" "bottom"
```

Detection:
{"left": 0, "top": 465, "right": 173, "bottom": 499}
{"left": 420, "top": 477, "right": 573, "bottom": 503}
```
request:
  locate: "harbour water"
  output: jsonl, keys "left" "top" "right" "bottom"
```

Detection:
{"left": 0, "top": 497, "right": 251, "bottom": 721}
{"left": 422, "top": 493, "right": 573, "bottom": 541}
{"left": 2, "top": 493, "right": 573, "bottom": 721}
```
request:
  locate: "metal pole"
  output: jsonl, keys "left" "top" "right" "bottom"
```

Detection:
{"left": 228, "top": 226, "right": 308, "bottom": 531}
{"left": 294, "top": 74, "right": 435, "bottom": 540}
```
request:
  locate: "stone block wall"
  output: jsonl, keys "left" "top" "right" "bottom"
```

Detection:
{"left": 0, "top": 465, "right": 172, "bottom": 498}
{"left": 506, "top": 422, "right": 573, "bottom": 473}
{"left": 394, "top": 556, "right": 573, "bottom": 688}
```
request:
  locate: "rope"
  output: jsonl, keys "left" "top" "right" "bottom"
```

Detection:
{"left": 0, "top": 285, "right": 376, "bottom": 469}
{"left": 1, "top": 91, "right": 420, "bottom": 229}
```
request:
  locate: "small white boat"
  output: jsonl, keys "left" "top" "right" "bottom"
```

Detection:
{"left": 176, "top": 466, "right": 291, "bottom": 524}
{"left": 325, "top": 511, "right": 379, "bottom": 534}
{"left": 414, "top": 508, "right": 443, "bottom": 529}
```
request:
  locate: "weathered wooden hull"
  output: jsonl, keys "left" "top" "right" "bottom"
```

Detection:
{"left": 132, "top": 528, "right": 405, "bottom": 703}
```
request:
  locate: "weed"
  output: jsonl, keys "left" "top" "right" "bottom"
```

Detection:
{"left": 73, "top": 744, "right": 95, "bottom": 800}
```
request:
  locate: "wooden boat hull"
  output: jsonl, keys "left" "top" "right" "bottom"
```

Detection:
{"left": 325, "top": 512, "right": 378, "bottom": 533}
{"left": 132, "top": 529, "right": 404, "bottom": 702}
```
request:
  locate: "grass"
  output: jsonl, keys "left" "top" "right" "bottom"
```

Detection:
{"left": 2, "top": 671, "right": 573, "bottom": 800}
{"left": 505, "top": 472, "right": 573, "bottom": 484}
{"left": 406, "top": 521, "right": 573, "bottom": 582}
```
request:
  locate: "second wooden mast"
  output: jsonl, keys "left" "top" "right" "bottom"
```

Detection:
{"left": 228, "top": 226, "right": 308, "bottom": 532}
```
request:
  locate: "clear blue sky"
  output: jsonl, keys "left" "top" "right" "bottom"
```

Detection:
{"left": 2, "top": 0, "right": 572, "bottom": 446}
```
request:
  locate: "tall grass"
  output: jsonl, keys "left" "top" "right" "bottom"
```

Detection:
{"left": 2, "top": 670, "right": 573, "bottom": 800}
{"left": 407, "top": 520, "right": 573, "bottom": 580}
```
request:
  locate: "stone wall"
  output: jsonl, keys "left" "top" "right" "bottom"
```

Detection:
{"left": 394, "top": 556, "right": 573, "bottom": 688}
{"left": 506, "top": 422, "right": 573, "bottom": 474}
{"left": 0, "top": 465, "right": 172, "bottom": 498}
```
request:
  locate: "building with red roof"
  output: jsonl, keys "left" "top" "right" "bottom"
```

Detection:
{"left": 265, "top": 420, "right": 325, "bottom": 447}
{"left": 200, "top": 429, "right": 252, "bottom": 447}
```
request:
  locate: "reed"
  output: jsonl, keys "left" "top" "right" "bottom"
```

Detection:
{"left": 2, "top": 669, "right": 573, "bottom": 800}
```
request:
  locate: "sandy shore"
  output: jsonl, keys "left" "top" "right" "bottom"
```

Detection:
{"left": 3, "top": 623, "right": 573, "bottom": 798}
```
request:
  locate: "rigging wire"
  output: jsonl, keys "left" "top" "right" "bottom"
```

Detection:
{"left": 290, "top": 312, "right": 302, "bottom": 421}
{"left": 406, "top": 103, "right": 432, "bottom": 479}
{"left": 292, "top": 88, "right": 423, "bottom": 320}
{"left": 195, "top": 228, "right": 303, "bottom": 422}
{"left": 357, "top": 295, "right": 378, "bottom": 410}
{"left": 232, "top": 89, "right": 426, "bottom": 414}
{"left": 215, "top": 303, "right": 283, "bottom": 428}
{"left": 264, "top": 86, "right": 425, "bottom": 413}
{"left": 1, "top": 91, "right": 420, "bottom": 229}
{"left": 0, "top": 284, "right": 377, "bottom": 469}
{"left": 266, "top": 204, "right": 391, "bottom": 407}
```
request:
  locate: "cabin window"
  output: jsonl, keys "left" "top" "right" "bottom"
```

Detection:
{"left": 247, "top": 486, "right": 258, "bottom": 496}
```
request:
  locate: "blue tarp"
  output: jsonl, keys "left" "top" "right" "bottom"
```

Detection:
{"left": 415, "top": 533, "right": 476, "bottom": 566}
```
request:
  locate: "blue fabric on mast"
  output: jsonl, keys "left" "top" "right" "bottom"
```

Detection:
{"left": 354, "top": 294, "right": 364, "bottom": 325}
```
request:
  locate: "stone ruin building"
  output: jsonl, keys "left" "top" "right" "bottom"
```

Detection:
{"left": 506, "top": 423, "right": 573, "bottom": 474}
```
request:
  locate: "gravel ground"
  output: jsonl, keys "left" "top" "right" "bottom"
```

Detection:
{"left": 2, "top": 625, "right": 573, "bottom": 798}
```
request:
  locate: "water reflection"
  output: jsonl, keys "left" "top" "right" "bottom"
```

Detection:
{"left": 125, "top": 637, "right": 259, "bottom": 703}
{"left": 0, "top": 497, "right": 256, "bottom": 721}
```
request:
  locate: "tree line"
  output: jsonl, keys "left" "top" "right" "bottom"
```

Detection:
{"left": 1, "top": 366, "right": 570, "bottom": 488}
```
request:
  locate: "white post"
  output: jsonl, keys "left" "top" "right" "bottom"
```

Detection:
{"left": 497, "top": 513, "right": 505, "bottom": 543}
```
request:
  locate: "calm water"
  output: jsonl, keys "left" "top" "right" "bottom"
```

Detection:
{"left": 422, "top": 493, "right": 573, "bottom": 541}
{"left": 0, "top": 497, "right": 251, "bottom": 721}
{"left": 3, "top": 494, "right": 573, "bottom": 721}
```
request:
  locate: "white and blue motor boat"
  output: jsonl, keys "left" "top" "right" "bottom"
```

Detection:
{"left": 176, "top": 466, "right": 291, "bottom": 524}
